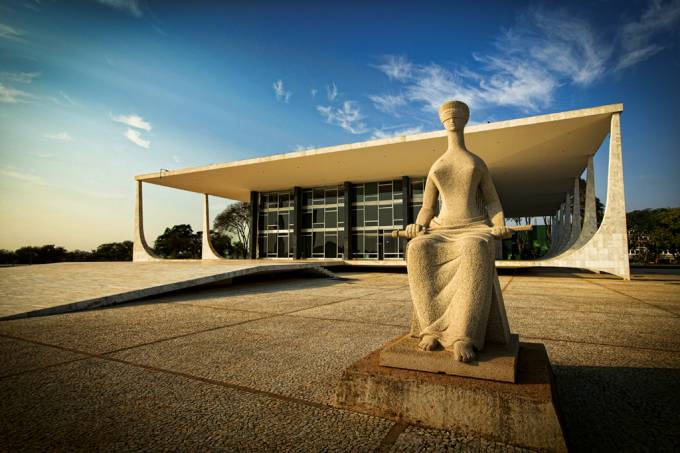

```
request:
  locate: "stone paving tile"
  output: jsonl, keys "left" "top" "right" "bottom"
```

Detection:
{"left": 0, "top": 304, "right": 266, "bottom": 354}
{"left": 502, "top": 292, "right": 670, "bottom": 317}
{"left": 0, "top": 358, "right": 393, "bottom": 452}
{"left": 507, "top": 306, "right": 680, "bottom": 351}
{"left": 542, "top": 339, "right": 680, "bottom": 453}
{"left": 0, "top": 337, "right": 87, "bottom": 378}
{"left": 358, "top": 287, "right": 413, "bottom": 301}
{"left": 111, "top": 315, "right": 405, "bottom": 405}
{"left": 390, "top": 426, "right": 535, "bottom": 452}
{"left": 292, "top": 297, "right": 412, "bottom": 327}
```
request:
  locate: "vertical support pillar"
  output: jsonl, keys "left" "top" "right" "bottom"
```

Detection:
{"left": 249, "top": 191, "right": 258, "bottom": 259}
{"left": 133, "top": 180, "right": 160, "bottom": 261}
{"left": 566, "top": 178, "right": 581, "bottom": 248}
{"left": 201, "top": 194, "right": 223, "bottom": 260}
{"left": 402, "top": 176, "right": 413, "bottom": 225}
{"left": 572, "top": 156, "right": 597, "bottom": 249}
{"left": 548, "top": 112, "right": 630, "bottom": 279}
{"left": 293, "top": 186, "right": 303, "bottom": 259}
{"left": 343, "top": 181, "right": 352, "bottom": 260}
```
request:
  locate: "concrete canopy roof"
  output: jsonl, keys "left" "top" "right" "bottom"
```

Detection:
{"left": 137, "top": 103, "right": 622, "bottom": 217}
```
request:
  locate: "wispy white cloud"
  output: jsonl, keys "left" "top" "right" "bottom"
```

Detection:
{"left": 310, "top": 88, "right": 317, "bottom": 98}
{"left": 371, "top": 126, "right": 423, "bottom": 140}
{"left": 0, "top": 23, "right": 24, "bottom": 40}
{"left": 373, "top": 55, "right": 413, "bottom": 82}
{"left": 95, "top": 0, "right": 143, "bottom": 18}
{"left": 172, "top": 155, "right": 180, "bottom": 163}
{"left": 124, "top": 128, "right": 150, "bottom": 149}
{"left": 0, "top": 167, "right": 46, "bottom": 185}
{"left": 0, "top": 83, "right": 34, "bottom": 103}
{"left": 317, "top": 101, "right": 366, "bottom": 134}
{"left": 111, "top": 113, "right": 151, "bottom": 131}
{"left": 45, "top": 132, "right": 73, "bottom": 141}
{"left": 371, "top": 3, "right": 678, "bottom": 115}
{"left": 0, "top": 72, "right": 40, "bottom": 84}
{"left": 273, "top": 79, "right": 292, "bottom": 103}
{"left": 295, "top": 145, "right": 315, "bottom": 151}
{"left": 369, "top": 93, "right": 407, "bottom": 116}
{"left": 326, "top": 82, "right": 339, "bottom": 101}
{"left": 616, "top": 0, "right": 680, "bottom": 71}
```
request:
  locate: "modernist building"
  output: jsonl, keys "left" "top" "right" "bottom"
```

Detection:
{"left": 133, "top": 103, "right": 630, "bottom": 279}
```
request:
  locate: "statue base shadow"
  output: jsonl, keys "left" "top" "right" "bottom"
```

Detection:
{"left": 333, "top": 337, "right": 567, "bottom": 452}
{"left": 380, "top": 334, "right": 519, "bottom": 383}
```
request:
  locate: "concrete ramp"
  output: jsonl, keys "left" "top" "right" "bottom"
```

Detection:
{"left": 0, "top": 261, "right": 338, "bottom": 321}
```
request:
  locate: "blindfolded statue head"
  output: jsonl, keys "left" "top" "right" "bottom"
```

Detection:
{"left": 438, "top": 100, "right": 470, "bottom": 132}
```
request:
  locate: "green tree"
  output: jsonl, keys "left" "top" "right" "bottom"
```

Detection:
{"left": 153, "top": 225, "right": 201, "bottom": 259}
{"left": 213, "top": 202, "right": 250, "bottom": 258}
{"left": 92, "top": 241, "right": 133, "bottom": 261}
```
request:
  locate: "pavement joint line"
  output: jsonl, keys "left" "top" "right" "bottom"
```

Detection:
{"left": 501, "top": 276, "right": 514, "bottom": 292}
{"left": 584, "top": 279, "right": 680, "bottom": 318}
{"left": 506, "top": 304, "right": 677, "bottom": 318}
{"left": 520, "top": 334, "right": 680, "bottom": 354}
{"left": 284, "top": 313, "right": 407, "bottom": 329}
{"left": 0, "top": 356, "right": 91, "bottom": 381}
{"left": 0, "top": 331, "right": 408, "bottom": 428}
{"left": 377, "top": 421, "right": 409, "bottom": 452}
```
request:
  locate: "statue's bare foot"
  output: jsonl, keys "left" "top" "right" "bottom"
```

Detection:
{"left": 418, "top": 335, "right": 440, "bottom": 351}
{"left": 453, "top": 340, "right": 476, "bottom": 362}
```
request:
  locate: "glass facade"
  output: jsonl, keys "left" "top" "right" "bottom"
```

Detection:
{"left": 257, "top": 190, "right": 294, "bottom": 258}
{"left": 300, "top": 185, "right": 345, "bottom": 258}
{"left": 351, "top": 180, "right": 406, "bottom": 260}
{"left": 254, "top": 176, "right": 447, "bottom": 260}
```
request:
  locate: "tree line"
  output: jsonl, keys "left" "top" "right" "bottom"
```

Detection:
{"left": 0, "top": 202, "right": 251, "bottom": 265}
{"left": 627, "top": 208, "right": 679, "bottom": 264}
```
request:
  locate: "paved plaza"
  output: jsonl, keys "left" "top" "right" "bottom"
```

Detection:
{"left": 1, "top": 267, "right": 679, "bottom": 451}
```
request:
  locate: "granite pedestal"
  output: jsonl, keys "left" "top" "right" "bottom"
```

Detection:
{"left": 334, "top": 338, "right": 567, "bottom": 452}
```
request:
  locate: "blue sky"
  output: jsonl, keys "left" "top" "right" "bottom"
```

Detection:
{"left": 1, "top": 0, "right": 679, "bottom": 249}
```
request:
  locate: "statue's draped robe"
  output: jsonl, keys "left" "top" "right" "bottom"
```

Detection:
{"left": 407, "top": 216, "right": 510, "bottom": 351}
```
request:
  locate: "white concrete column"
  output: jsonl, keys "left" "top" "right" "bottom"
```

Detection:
{"left": 571, "top": 157, "right": 597, "bottom": 249}
{"left": 548, "top": 112, "right": 630, "bottom": 279}
{"left": 202, "top": 194, "right": 223, "bottom": 260}
{"left": 133, "top": 180, "right": 161, "bottom": 262}
{"left": 566, "top": 178, "right": 581, "bottom": 248}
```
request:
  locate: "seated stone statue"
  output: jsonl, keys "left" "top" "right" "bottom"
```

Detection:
{"left": 404, "top": 100, "right": 512, "bottom": 363}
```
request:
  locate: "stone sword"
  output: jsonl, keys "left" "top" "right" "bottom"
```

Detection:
{"left": 388, "top": 224, "right": 533, "bottom": 238}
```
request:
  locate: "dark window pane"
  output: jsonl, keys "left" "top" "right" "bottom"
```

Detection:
{"left": 394, "top": 201, "right": 404, "bottom": 224}
{"left": 411, "top": 204, "right": 422, "bottom": 222}
{"left": 352, "top": 233, "right": 363, "bottom": 256}
{"left": 325, "top": 189, "right": 337, "bottom": 205}
{"left": 338, "top": 187, "right": 344, "bottom": 200}
{"left": 303, "top": 235, "right": 312, "bottom": 258}
{"left": 313, "top": 189, "right": 324, "bottom": 204}
{"left": 365, "top": 182, "right": 377, "bottom": 200}
{"left": 313, "top": 208, "right": 324, "bottom": 224}
{"left": 303, "top": 211, "right": 312, "bottom": 229}
{"left": 384, "top": 235, "right": 398, "bottom": 254}
{"left": 379, "top": 183, "right": 392, "bottom": 201}
{"left": 303, "top": 190, "right": 312, "bottom": 206}
{"left": 364, "top": 234, "right": 377, "bottom": 254}
{"left": 338, "top": 232, "right": 345, "bottom": 255}
{"left": 325, "top": 210, "right": 337, "bottom": 228}
{"left": 279, "top": 193, "right": 289, "bottom": 208}
{"left": 313, "top": 232, "right": 324, "bottom": 253}
{"left": 354, "top": 186, "right": 364, "bottom": 203}
{"left": 267, "top": 211, "right": 277, "bottom": 229}
{"left": 393, "top": 179, "right": 402, "bottom": 194}
{"left": 412, "top": 180, "right": 424, "bottom": 199}
{"left": 277, "top": 236, "right": 288, "bottom": 258}
{"left": 365, "top": 205, "right": 377, "bottom": 222}
{"left": 354, "top": 208, "right": 364, "bottom": 226}
{"left": 258, "top": 236, "right": 265, "bottom": 258}
{"left": 325, "top": 234, "right": 337, "bottom": 258}
{"left": 278, "top": 212, "right": 289, "bottom": 230}
{"left": 268, "top": 234, "right": 276, "bottom": 254}
{"left": 258, "top": 213, "right": 265, "bottom": 230}
{"left": 379, "top": 207, "right": 392, "bottom": 226}
{"left": 338, "top": 207, "right": 345, "bottom": 225}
